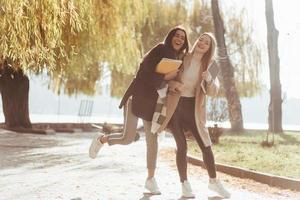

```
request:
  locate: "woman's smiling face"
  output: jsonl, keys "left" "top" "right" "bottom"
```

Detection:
{"left": 171, "top": 30, "right": 186, "bottom": 51}
{"left": 194, "top": 34, "right": 211, "bottom": 54}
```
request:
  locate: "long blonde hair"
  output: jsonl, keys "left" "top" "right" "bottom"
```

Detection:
{"left": 191, "top": 32, "right": 217, "bottom": 71}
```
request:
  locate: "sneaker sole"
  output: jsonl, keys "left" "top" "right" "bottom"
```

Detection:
{"left": 208, "top": 185, "right": 231, "bottom": 198}
{"left": 181, "top": 195, "right": 195, "bottom": 199}
{"left": 89, "top": 135, "right": 102, "bottom": 159}
{"left": 143, "top": 192, "right": 161, "bottom": 195}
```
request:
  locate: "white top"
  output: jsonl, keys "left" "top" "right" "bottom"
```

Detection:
{"left": 181, "top": 57, "right": 201, "bottom": 97}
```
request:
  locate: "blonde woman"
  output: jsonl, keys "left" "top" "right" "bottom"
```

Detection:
{"left": 151, "top": 33, "right": 230, "bottom": 198}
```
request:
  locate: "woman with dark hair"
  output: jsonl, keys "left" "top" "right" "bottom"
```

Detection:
{"left": 89, "top": 26, "right": 189, "bottom": 194}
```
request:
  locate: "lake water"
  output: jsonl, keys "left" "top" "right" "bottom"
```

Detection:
{"left": 0, "top": 73, "right": 299, "bottom": 132}
{"left": 1, "top": 113, "right": 299, "bottom": 131}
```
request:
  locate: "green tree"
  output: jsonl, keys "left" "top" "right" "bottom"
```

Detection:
{"left": 265, "top": 0, "right": 282, "bottom": 133}
{"left": 141, "top": 0, "right": 189, "bottom": 53}
{"left": 110, "top": 69, "right": 134, "bottom": 99}
{"left": 0, "top": 0, "right": 150, "bottom": 128}
{"left": 189, "top": 0, "right": 214, "bottom": 43}
{"left": 211, "top": 0, "right": 244, "bottom": 132}
{"left": 225, "top": 7, "right": 262, "bottom": 97}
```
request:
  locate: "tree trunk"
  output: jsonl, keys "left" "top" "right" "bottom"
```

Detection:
{"left": 265, "top": 0, "right": 283, "bottom": 133}
{"left": 0, "top": 61, "right": 32, "bottom": 128}
{"left": 211, "top": 0, "right": 244, "bottom": 132}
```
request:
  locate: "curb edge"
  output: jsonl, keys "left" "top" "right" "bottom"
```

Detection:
{"left": 187, "top": 154, "right": 300, "bottom": 191}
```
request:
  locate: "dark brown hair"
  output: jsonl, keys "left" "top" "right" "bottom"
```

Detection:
{"left": 163, "top": 26, "right": 189, "bottom": 54}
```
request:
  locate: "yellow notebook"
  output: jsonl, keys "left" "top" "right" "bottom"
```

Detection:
{"left": 155, "top": 58, "right": 182, "bottom": 74}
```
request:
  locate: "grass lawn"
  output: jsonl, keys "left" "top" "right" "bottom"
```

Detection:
{"left": 188, "top": 130, "right": 300, "bottom": 179}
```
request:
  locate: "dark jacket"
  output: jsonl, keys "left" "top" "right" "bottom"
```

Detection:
{"left": 119, "top": 43, "right": 180, "bottom": 121}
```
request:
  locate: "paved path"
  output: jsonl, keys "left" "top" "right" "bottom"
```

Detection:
{"left": 0, "top": 129, "right": 299, "bottom": 200}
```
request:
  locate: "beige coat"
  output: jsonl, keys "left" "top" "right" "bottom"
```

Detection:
{"left": 156, "top": 53, "right": 219, "bottom": 147}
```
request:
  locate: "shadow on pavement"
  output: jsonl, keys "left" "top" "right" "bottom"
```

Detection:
{"left": 138, "top": 194, "right": 224, "bottom": 200}
{"left": 139, "top": 193, "right": 164, "bottom": 200}
{"left": 139, "top": 194, "right": 152, "bottom": 200}
{"left": 207, "top": 196, "right": 223, "bottom": 200}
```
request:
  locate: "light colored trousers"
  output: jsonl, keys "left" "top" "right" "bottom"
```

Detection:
{"left": 107, "top": 98, "right": 158, "bottom": 169}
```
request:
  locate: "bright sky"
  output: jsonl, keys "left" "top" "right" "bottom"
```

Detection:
{"left": 222, "top": 0, "right": 300, "bottom": 99}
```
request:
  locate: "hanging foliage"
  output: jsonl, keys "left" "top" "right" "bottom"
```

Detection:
{"left": 225, "top": 6, "right": 262, "bottom": 97}
{"left": 0, "top": 0, "right": 262, "bottom": 97}
{"left": 189, "top": 0, "right": 262, "bottom": 97}
{"left": 0, "top": 0, "right": 151, "bottom": 95}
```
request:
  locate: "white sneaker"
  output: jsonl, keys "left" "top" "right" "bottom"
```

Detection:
{"left": 144, "top": 177, "right": 161, "bottom": 195}
{"left": 208, "top": 179, "right": 231, "bottom": 198}
{"left": 89, "top": 134, "right": 104, "bottom": 159}
{"left": 182, "top": 180, "right": 195, "bottom": 198}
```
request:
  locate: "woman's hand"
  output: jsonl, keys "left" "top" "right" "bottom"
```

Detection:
{"left": 174, "top": 83, "right": 185, "bottom": 92}
{"left": 169, "top": 81, "right": 184, "bottom": 93}
{"left": 164, "top": 69, "right": 179, "bottom": 80}
{"left": 202, "top": 70, "right": 212, "bottom": 84}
